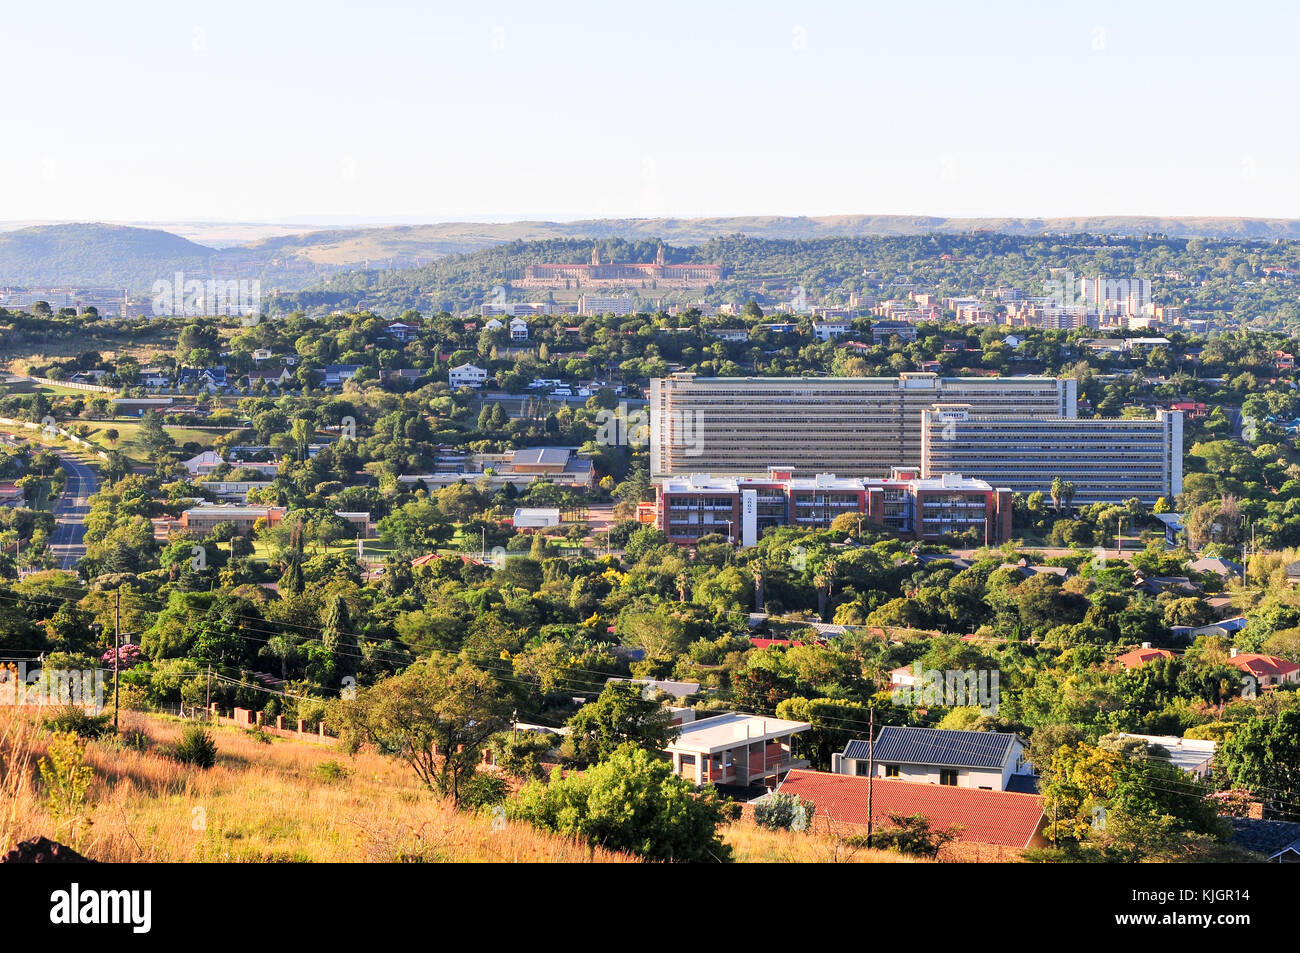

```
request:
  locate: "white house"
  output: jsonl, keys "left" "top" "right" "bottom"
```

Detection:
{"left": 832, "top": 726, "right": 1035, "bottom": 792}
{"left": 664, "top": 712, "right": 809, "bottom": 787}
{"left": 182, "top": 450, "right": 225, "bottom": 477}
{"left": 484, "top": 318, "right": 505, "bottom": 332}
{"left": 812, "top": 320, "right": 852, "bottom": 341}
{"left": 509, "top": 317, "right": 529, "bottom": 341}
{"left": 449, "top": 363, "right": 489, "bottom": 389}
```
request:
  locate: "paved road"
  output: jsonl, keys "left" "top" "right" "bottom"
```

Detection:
{"left": 48, "top": 450, "right": 97, "bottom": 571}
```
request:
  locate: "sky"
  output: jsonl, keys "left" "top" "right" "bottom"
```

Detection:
{"left": 3, "top": 0, "right": 1300, "bottom": 224}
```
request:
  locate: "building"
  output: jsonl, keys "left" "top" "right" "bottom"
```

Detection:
{"left": 771, "top": 769, "right": 1049, "bottom": 855}
{"left": 519, "top": 243, "right": 721, "bottom": 289}
{"left": 448, "top": 363, "right": 489, "bottom": 388}
{"left": 1227, "top": 651, "right": 1300, "bottom": 691}
{"left": 384, "top": 321, "right": 419, "bottom": 343}
{"left": 177, "top": 504, "right": 286, "bottom": 534}
{"left": 649, "top": 373, "right": 1077, "bottom": 479}
{"left": 511, "top": 507, "right": 561, "bottom": 528}
{"left": 247, "top": 367, "right": 292, "bottom": 388}
{"left": 399, "top": 446, "right": 593, "bottom": 490}
{"left": 1115, "top": 733, "right": 1216, "bottom": 779}
{"left": 322, "top": 365, "right": 362, "bottom": 387}
{"left": 508, "top": 317, "right": 528, "bottom": 341}
{"left": 578, "top": 293, "right": 635, "bottom": 316}
{"left": 481, "top": 302, "right": 554, "bottom": 318}
{"left": 811, "top": 319, "right": 852, "bottom": 341}
{"left": 1115, "top": 645, "right": 1177, "bottom": 670}
{"left": 0, "top": 482, "right": 25, "bottom": 507}
{"left": 182, "top": 450, "right": 224, "bottom": 477}
{"left": 653, "top": 467, "right": 1013, "bottom": 547}
{"left": 920, "top": 405, "right": 1182, "bottom": 505}
{"left": 831, "top": 727, "right": 1035, "bottom": 792}
{"left": 664, "top": 712, "right": 809, "bottom": 787}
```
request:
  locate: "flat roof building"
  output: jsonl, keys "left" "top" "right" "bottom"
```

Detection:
{"left": 920, "top": 405, "right": 1182, "bottom": 505}
{"left": 649, "top": 373, "right": 1076, "bottom": 479}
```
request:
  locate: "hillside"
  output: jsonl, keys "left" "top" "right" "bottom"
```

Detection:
{"left": 8, "top": 215, "right": 1300, "bottom": 296}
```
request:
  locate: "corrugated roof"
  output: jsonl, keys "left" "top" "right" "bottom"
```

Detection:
{"left": 775, "top": 770, "right": 1045, "bottom": 848}
{"left": 845, "top": 727, "right": 1017, "bottom": 769}
{"left": 512, "top": 447, "right": 570, "bottom": 466}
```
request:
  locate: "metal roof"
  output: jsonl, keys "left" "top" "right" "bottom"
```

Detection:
{"left": 512, "top": 447, "right": 570, "bottom": 467}
{"left": 844, "top": 727, "right": 1017, "bottom": 769}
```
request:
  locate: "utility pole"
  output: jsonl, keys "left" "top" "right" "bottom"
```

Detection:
{"left": 866, "top": 704, "right": 875, "bottom": 849}
{"left": 205, "top": 663, "right": 212, "bottom": 712}
{"left": 113, "top": 588, "right": 121, "bottom": 732}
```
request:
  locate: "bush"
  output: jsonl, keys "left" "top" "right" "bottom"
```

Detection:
{"left": 172, "top": 723, "right": 218, "bottom": 768}
{"left": 243, "top": 727, "right": 272, "bottom": 745}
{"left": 753, "top": 793, "right": 815, "bottom": 832}
{"left": 461, "top": 772, "right": 508, "bottom": 810}
{"left": 311, "top": 760, "right": 351, "bottom": 784}
{"left": 41, "top": 705, "right": 112, "bottom": 740}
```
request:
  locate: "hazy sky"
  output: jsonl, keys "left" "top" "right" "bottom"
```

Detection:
{"left": 4, "top": 1, "right": 1299, "bottom": 223}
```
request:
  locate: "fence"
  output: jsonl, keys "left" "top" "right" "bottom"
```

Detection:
{"left": 0, "top": 416, "right": 111, "bottom": 462}
{"left": 27, "top": 376, "right": 117, "bottom": 394}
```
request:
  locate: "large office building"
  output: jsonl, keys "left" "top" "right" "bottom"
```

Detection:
{"left": 649, "top": 372, "right": 1077, "bottom": 478}
{"left": 920, "top": 405, "right": 1183, "bottom": 505}
{"left": 655, "top": 467, "right": 1014, "bottom": 547}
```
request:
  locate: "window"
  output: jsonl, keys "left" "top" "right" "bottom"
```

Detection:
{"left": 939, "top": 769, "right": 958, "bottom": 786}
{"left": 855, "top": 760, "right": 871, "bottom": 777}
{"left": 885, "top": 764, "right": 900, "bottom": 778}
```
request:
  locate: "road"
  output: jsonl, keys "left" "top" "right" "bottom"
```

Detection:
{"left": 48, "top": 450, "right": 98, "bottom": 571}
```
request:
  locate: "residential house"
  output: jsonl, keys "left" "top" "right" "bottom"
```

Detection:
{"left": 1227, "top": 650, "right": 1300, "bottom": 691}
{"left": 771, "top": 769, "right": 1049, "bottom": 856}
{"left": 177, "top": 366, "right": 228, "bottom": 392}
{"left": 1115, "top": 645, "right": 1176, "bottom": 670}
{"left": 182, "top": 450, "right": 224, "bottom": 477}
{"left": 385, "top": 321, "right": 419, "bottom": 343}
{"left": 322, "top": 365, "right": 362, "bottom": 387}
{"left": 1189, "top": 556, "right": 1242, "bottom": 578}
{"left": 1229, "top": 818, "right": 1300, "bottom": 862}
{"left": 664, "top": 712, "right": 809, "bottom": 788}
{"left": 831, "top": 726, "right": 1035, "bottom": 792}
{"left": 449, "top": 363, "right": 489, "bottom": 389}
{"left": 509, "top": 317, "right": 528, "bottom": 341}
{"left": 250, "top": 347, "right": 275, "bottom": 362}
{"left": 1114, "top": 733, "right": 1216, "bottom": 779}
{"left": 0, "top": 482, "right": 25, "bottom": 507}
{"left": 247, "top": 367, "right": 292, "bottom": 388}
{"left": 138, "top": 367, "right": 172, "bottom": 388}
{"left": 811, "top": 319, "right": 851, "bottom": 341}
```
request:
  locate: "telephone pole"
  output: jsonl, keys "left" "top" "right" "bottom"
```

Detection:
{"left": 113, "top": 588, "right": 121, "bottom": 732}
{"left": 866, "top": 704, "right": 875, "bottom": 849}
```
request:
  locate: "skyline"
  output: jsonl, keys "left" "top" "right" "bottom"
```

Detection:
{"left": 5, "top": 1, "right": 1300, "bottom": 223}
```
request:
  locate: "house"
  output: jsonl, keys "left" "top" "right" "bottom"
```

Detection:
{"left": 771, "top": 769, "right": 1049, "bottom": 855}
{"left": 111, "top": 397, "right": 174, "bottom": 417}
{"left": 1170, "top": 616, "right": 1248, "bottom": 641}
{"left": 1229, "top": 818, "right": 1300, "bottom": 862}
{"left": 138, "top": 366, "right": 172, "bottom": 388}
{"left": 1114, "top": 733, "right": 1216, "bottom": 779}
{"left": 322, "top": 365, "right": 362, "bottom": 387}
{"left": 1133, "top": 574, "right": 1199, "bottom": 597}
{"left": 606, "top": 678, "right": 702, "bottom": 702}
{"left": 811, "top": 320, "right": 851, "bottom": 341}
{"left": 511, "top": 507, "right": 560, "bottom": 528}
{"left": 449, "top": 363, "right": 489, "bottom": 389}
{"left": 385, "top": 321, "right": 419, "bottom": 343}
{"left": 0, "top": 482, "right": 25, "bottom": 507}
{"left": 1286, "top": 560, "right": 1300, "bottom": 587}
{"left": 250, "top": 347, "right": 274, "bottom": 362}
{"left": 1189, "top": 556, "right": 1242, "bottom": 578}
{"left": 1154, "top": 512, "right": 1186, "bottom": 548}
{"left": 484, "top": 318, "right": 505, "bottom": 332}
{"left": 177, "top": 504, "right": 286, "bottom": 534}
{"left": 177, "top": 366, "right": 228, "bottom": 391}
{"left": 831, "top": 727, "right": 1035, "bottom": 792}
{"left": 247, "top": 367, "right": 292, "bottom": 388}
{"left": 181, "top": 450, "right": 224, "bottom": 477}
{"left": 1115, "top": 645, "right": 1176, "bottom": 670}
{"left": 508, "top": 317, "right": 528, "bottom": 341}
{"left": 664, "top": 712, "right": 809, "bottom": 787}
{"left": 1227, "top": 650, "right": 1300, "bottom": 691}
{"left": 381, "top": 368, "right": 422, "bottom": 384}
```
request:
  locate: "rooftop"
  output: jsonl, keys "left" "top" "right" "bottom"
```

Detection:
{"left": 846, "top": 726, "right": 1020, "bottom": 769}
{"left": 667, "top": 712, "right": 809, "bottom": 754}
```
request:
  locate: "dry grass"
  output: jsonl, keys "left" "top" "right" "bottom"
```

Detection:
{"left": 0, "top": 708, "right": 627, "bottom": 863}
{"left": 723, "top": 815, "right": 926, "bottom": 863}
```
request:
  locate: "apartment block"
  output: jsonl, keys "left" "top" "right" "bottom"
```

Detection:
{"left": 649, "top": 373, "right": 1077, "bottom": 478}
{"left": 920, "top": 405, "right": 1182, "bottom": 505}
{"left": 654, "top": 467, "right": 1013, "bottom": 547}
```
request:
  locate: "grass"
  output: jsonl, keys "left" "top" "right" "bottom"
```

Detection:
{"left": 723, "top": 816, "right": 928, "bottom": 863}
{"left": 0, "top": 707, "right": 630, "bottom": 863}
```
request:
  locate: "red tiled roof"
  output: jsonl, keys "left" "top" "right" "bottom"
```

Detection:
{"left": 775, "top": 769, "right": 1046, "bottom": 849}
{"left": 750, "top": 637, "right": 815, "bottom": 649}
{"left": 1228, "top": 653, "right": 1300, "bottom": 679}
{"left": 1116, "top": 647, "right": 1176, "bottom": 669}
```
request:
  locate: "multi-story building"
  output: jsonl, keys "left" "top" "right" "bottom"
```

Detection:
{"left": 649, "top": 373, "right": 1076, "bottom": 479}
{"left": 920, "top": 405, "right": 1182, "bottom": 505}
{"left": 654, "top": 467, "right": 1013, "bottom": 547}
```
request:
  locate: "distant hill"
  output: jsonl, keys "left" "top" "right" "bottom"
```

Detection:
{"left": 0, "top": 223, "right": 217, "bottom": 289}
{"left": 6, "top": 215, "right": 1300, "bottom": 295}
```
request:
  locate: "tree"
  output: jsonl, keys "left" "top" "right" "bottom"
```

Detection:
{"left": 329, "top": 654, "right": 510, "bottom": 805}
{"left": 561, "top": 681, "right": 680, "bottom": 767}
{"left": 510, "top": 743, "right": 732, "bottom": 862}
{"left": 872, "top": 812, "right": 962, "bottom": 859}
{"left": 1219, "top": 711, "right": 1300, "bottom": 819}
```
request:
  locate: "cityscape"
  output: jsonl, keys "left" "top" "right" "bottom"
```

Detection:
{"left": 0, "top": 0, "right": 1294, "bottom": 933}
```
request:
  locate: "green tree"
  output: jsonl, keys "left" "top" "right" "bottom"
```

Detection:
{"left": 561, "top": 681, "right": 680, "bottom": 767}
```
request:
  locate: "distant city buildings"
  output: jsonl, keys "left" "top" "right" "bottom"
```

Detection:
{"left": 519, "top": 243, "right": 721, "bottom": 289}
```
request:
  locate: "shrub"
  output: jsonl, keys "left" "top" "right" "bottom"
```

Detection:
{"left": 312, "top": 760, "right": 351, "bottom": 784}
{"left": 753, "top": 793, "right": 815, "bottom": 832}
{"left": 172, "top": 723, "right": 218, "bottom": 768}
{"left": 461, "top": 772, "right": 508, "bottom": 810}
{"left": 41, "top": 705, "right": 112, "bottom": 740}
{"left": 243, "top": 727, "right": 272, "bottom": 745}
{"left": 38, "top": 731, "right": 94, "bottom": 846}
